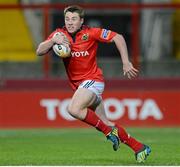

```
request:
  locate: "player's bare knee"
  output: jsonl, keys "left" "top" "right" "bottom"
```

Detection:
{"left": 67, "top": 104, "right": 79, "bottom": 118}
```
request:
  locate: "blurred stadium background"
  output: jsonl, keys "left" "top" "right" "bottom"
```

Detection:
{"left": 0, "top": 0, "right": 180, "bottom": 130}
{"left": 0, "top": 0, "right": 180, "bottom": 165}
{"left": 0, "top": 0, "right": 180, "bottom": 79}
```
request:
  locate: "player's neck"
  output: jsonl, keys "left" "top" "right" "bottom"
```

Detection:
{"left": 70, "top": 26, "right": 82, "bottom": 36}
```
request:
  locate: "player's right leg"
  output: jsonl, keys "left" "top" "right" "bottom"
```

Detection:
{"left": 94, "top": 101, "right": 120, "bottom": 150}
{"left": 67, "top": 87, "right": 119, "bottom": 150}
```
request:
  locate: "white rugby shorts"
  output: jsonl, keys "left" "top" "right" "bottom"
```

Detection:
{"left": 78, "top": 80, "right": 105, "bottom": 99}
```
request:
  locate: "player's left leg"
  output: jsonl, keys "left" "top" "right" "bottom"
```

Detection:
{"left": 94, "top": 101, "right": 138, "bottom": 146}
{"left": 95, "top": 101, "right": 151, "bottom": 162}
{"left": 135, "top": 144, "right": 151, "bottom": 163}
{"left": 95, "top": 101, "right": 114, "bottom": 127}
{"left": 95, "top": 102, "right": 143, "bottom": 150}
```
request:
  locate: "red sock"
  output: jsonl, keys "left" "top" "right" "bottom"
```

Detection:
{"left": 83, "top": 109, "right": 112, "bottom": 136}
{"left": 116, "top": 124, "right": 143, "bottom": 153}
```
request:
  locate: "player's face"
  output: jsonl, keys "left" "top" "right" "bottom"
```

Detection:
{"left": 65, "top": 12, "right": 83, "bottom": 34}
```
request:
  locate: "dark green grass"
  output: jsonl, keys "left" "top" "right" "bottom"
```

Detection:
{"left": 0, "top": 128, "right": 180, "bottom": 165}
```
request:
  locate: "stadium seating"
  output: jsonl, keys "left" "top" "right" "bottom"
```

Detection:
{"left": 0, "top": 0, "right": 36, "bottom": 61}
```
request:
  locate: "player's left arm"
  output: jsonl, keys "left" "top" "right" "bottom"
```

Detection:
{"left": 112, "top": 34, "right": 138, "bottom": 79}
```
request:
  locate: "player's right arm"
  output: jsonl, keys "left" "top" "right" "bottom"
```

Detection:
{"left": 36, "top": 31, "right": 69, "bottom": 56}
{"left": 36, "top": 39, "right": 54, "bottom": 56}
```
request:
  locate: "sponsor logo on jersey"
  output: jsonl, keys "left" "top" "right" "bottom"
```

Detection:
{"left": 71, "top": 51, "right": 89, "bottom": 57}
{"left": 81, "top": 33, "right": 89, "bottom": 41}
{"left": 101, "top": 29, "right": 111, "bottom": 39}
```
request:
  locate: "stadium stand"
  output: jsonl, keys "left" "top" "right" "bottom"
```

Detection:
{"left": 0, "top": 0, "right": 36, "bottom": 61}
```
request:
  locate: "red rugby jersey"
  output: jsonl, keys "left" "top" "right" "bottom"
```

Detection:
{"left": 47, "top": 26, "right": 117, "bottom": 90}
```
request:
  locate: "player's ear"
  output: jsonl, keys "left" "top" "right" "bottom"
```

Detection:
{"left": 80, "top": 18, "right": 84, "bottom": 25}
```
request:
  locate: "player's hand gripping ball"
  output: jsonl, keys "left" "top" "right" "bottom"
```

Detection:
{"left": 53, "top": 44, "right": 71, "bottom": 58}
{"left": 52, "top": 32, "right": 71, "bottom": 58}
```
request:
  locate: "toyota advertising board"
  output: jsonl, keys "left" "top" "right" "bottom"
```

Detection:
{"left": 0, "top": 90, "right": 179, "bottom": 128}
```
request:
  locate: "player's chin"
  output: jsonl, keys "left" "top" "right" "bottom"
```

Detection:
{"left": 67, "top": 29, "right": 78, "bottom": 34}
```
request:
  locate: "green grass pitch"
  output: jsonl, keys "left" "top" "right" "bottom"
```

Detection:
{"left": 0, "top": 127, "right": 180, "bottom": 165}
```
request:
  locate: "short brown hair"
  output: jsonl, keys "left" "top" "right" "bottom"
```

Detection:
{"left": 64, "top": 5, "right": 85, "bottom": 18}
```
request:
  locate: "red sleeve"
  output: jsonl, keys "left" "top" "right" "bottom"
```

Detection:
{"left": 90, "top": 28, "right": 117, "bottom": 42}
{"left": 46, "top": 28, "right": 62, "bottom": 41}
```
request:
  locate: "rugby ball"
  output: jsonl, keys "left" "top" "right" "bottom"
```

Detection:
{"left": 53, "top": 44, "right": 71, "bottom": 58}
